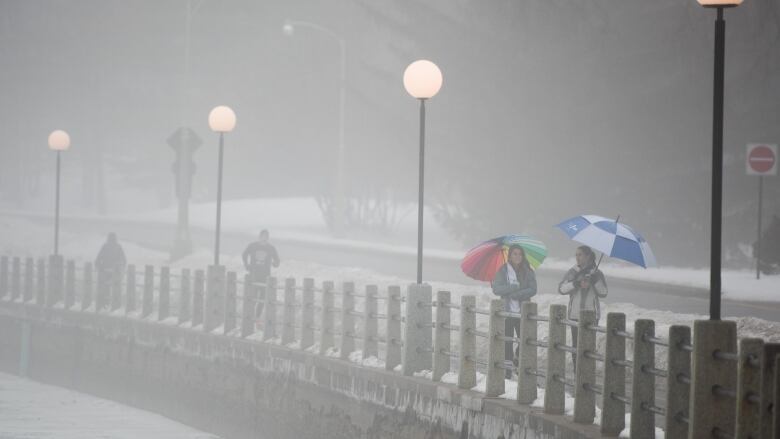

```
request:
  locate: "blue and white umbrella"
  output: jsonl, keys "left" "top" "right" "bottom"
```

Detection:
{"left": 555, "top": 215, "right": 657, "bottom": 268}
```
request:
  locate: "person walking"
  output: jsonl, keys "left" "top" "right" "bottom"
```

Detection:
{"left": 242, "top": 229, "right": 280, "bottom": 323}
{"left": 491, "top": 244, "right": 537, "bottom": 379}
{"left": 558, "top": 245, "right": 608, "bottom": 372}
{"left": 95, "top": 232, "right": 127, "bottom": 310}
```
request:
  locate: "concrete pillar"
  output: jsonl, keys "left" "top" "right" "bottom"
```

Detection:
{"left": 157, "top": 266, "right": 170, "bottom": 320}
{"left": 665, "top": 325, "right": 691, "bottom": 439}
{"left": 281, "top": 278, "right": 296, "bottom": 345}
{"left": 689, "top": 320, "right": 737, "bottom": 439}
{"left": 300, "top": 278, "right": 315, "bottom": 350}
{"left": 223, "top": 271, "right": 237, "bottom": 334}
{"left": 545, "top": 304, "right": 568, "bottom": 415}
{"left": 0, "top": 256, "right": 7, "bottom": 298}
{"left": 517, "top": 301, "right": 538, "bottom": 404}
{"left": 110, "top": 264, "right": 122, "bottom": 312}
{"left": 402, "top": 283, "right": 432, "bottom": 376}
{"left": 761, "top": 344, "right": 780, "bottom": 439}
{"left": 240, "top": 273, "right": 255, "bottom": 337}
{"left": 11, "top": 256, "right": 21, "bottom": 301}
{"left": 192, "top": 269, "right": 205, "bottom": 328}
{"left": 774, "top": 354, "right": 780, "bottom": 439}
{"left": 263, "top": 277, "right": 278, "bottom": 341}
{"left": 340, "top": 282, "right": 355, "bottom": 360}
{"left": 432, "top": 290, "right": 451, "bottom": 382}
{"left": 574, "top": 310, "right": 598, "bottom": 424}
{"left": 47, "top": 255, "right": 64, "bottom": 308}
{"left": 64, "top": 260, "right": 75, "bottom": 309}
{"left": 81, "top": 262, "right": 93, "bottom": 311}
{"left": 385, "top": 285, "right": 402, "bottom": 371}
{"left": 363, "top": 285, "right": 379, "bottom": 359}
{"left": 459, "top": 295, "right": 477, "bottom": 390}
{"left": 95, "top": 265, "right": 107, "bottom": 312}
{"left": 485, "top": 299, "right": 505, "bottom": 398}
{"left": 204, "top": 265, "right": 225, "bottom": 333}
{"left": 319, "top": 281, "right": 335, "bottom": 355}
{"left": 630, "top": 319, "right": 655, "bottom": 438}
{"left": 142, "top": 265, "right": 154, "bottom": 318}
{"left": 179, "top": 269, "right": 191, "bottom": 324}
{"left": 735, "top": 338, "right": 763, "bottom": 439}
{"left": 23, "top": 257, "right": 34, "bottom": 303}
{"left": 35, "top": 258, "right": 46, "bottom": 306}
{"left": 600, "top": 312, "right": 627, "bottom": 435}
{"left": 125, "top": 265, "right": 137, "bottom": 314}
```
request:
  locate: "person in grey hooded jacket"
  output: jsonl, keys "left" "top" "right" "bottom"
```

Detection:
{"left": 491, "top": 245, "right": 537, "bottom": 378}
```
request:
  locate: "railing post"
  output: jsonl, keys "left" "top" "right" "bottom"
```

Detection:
{"left": 125, "top": 265, "right": 137, "bottom": 314}
{"left": 690, "top": 320, "right": 737, "bottom": 439}
{"left": 223, "top": 271, "right": 237, "bottom": 334}
{"left": 665, "top": 325, "right": 691, "bottom": 439}
{"left": 142, "top": 265, "right": 154, "bottom": 318}
{"left": 281, "top": 278, "right": 296, "bottom": 345}
{"left": 35, "top": 258, "right": 46, "bottom": 306}
{"left": 23, "top": 257, "right": 34, "bottom": 303}
{"left": 630, "top": 319, "right": 655, "bottom": 437}
{"left": 385, "top": 285, "right": 402, "bottom": 371}
{"left": 192, "top": 269, "right": 205, "bottom": 328}
{"left": 263, "top": 277, "right": 278, "bottom": 341}
{"left": 240, "top": 273, "right": 255, "bottom": 337}
{"left": 178, "top": 268, "right": 191, "bottom": 324}
{"left": 340, "top": 282, "right": 355, "bottom": 360}
{"left": 432, "top": 290, "right": 450, "bottom": 382}
{"left": 81, "top": 262, "right": 93, "bottom": 311}
{"left": 0, "top": 256, "right": 8, "bottom": 299}
{"left": 319, "top": 281, "right": 335, "bottom": 355}
{"left": 545, "top": 304, "right": 567, "bottom": 415}
{"left": 773, "top": 354, "right": 780, "bottom": 439}
{"left": 158, "top": 266, "right": 170, "bottom": 320}
{"left": 459, "top": 295, "right": 477, "bottom": 389}
{"left": 110, "top": 264, "right": 122, "bottom": 312}
{"left": 46, "top": 255, "right": 64, "bottom": 308}
{"left": 300, "top": 278, "right": 315, "bottom": 350}
{"left": 486, "top": 299, "right": 505, "bottom": 397}
{"left": 363, "top": 285, "right": 379, "bottom": 359}
{"left": 11, "top": 256, "right": 21, "bottom": 301}
{"left": 761, "top": 344, "right": 780, "bottom": 439}
{"left": 64, "top": 260, "right": 75, "bottom": 309}
{"left": 735, "top": 338, "right": 763, "bottom": 439}
{"left": 517, "top": 301, "right": 538, "bottom": 404}
{"left": 403, "top": 283, "right": 432, "bottom": 376}
{"left": 204, "top": 265, "right": 226, "bottom": 333}
{"left": 600, "top": 312, "right": 627, "bottom": 435}
{"left": 95, "top": 265, "right": 108, "bottom": 312}
{"left": 574, "top": 310, "right": 598, "bottom": 424}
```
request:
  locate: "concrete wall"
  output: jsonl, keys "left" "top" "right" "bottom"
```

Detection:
{"left": 0, "top": 303, "right": 601, "bottom": 439}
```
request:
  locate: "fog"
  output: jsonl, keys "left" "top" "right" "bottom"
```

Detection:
{"left": 1, "top": 0, "right": 779, "bottom": 268}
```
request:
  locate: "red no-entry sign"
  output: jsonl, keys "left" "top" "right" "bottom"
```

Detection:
{"left": 746, "top": 144, "right": 777, "bottom": 176}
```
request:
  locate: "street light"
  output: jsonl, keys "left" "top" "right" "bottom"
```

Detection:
{"left": 208, "top": 105, "right": 236, "bottom": 266}
{"left": 48, "top": 129, "right": 70, "bottom": 256}
{"left": 697, "top": 0, "right": 741, "bottom": 320}
{"left": 403, "top": 60, "right": 443, "bottom": 284}
{"left": 283, "top": 19, "right": 347, "bottom": 237}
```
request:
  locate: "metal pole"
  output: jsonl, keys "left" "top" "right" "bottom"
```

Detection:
{"left": 416, "top": 99, "right": 426, "bottom": 285}
{"left": 709, "top": 6, "right": 725, "bottom": 321}
{"left": 214, "top": 132, "right": 224, "bottom": 266}
{"left": 54, "top": 150, "right": 61, "bottom": 256}
{"left": 756, "top": 175, "right": 763, "bottom": 280}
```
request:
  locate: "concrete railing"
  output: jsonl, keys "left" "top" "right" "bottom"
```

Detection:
{"left": 0, "top": 255, "right": 779, "bottom": 439}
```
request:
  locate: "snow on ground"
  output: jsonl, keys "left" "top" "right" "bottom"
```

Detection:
{"left": 0, "top": 372, "right": 219, "bottom": 439}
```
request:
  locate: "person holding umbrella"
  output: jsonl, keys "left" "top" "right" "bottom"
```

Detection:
{"left": 557, "top": 245, "right": 608, "bottom": 371}
{"left": 491, "top": 244, "right": 537, "bottom": 378}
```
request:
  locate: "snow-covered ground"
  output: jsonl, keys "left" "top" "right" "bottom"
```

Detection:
{"left": 0, "top": 372, "right": 218, "bottom": 439}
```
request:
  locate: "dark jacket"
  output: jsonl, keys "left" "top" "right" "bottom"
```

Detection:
{"left": 95, "top": 242, "right": 126, "bottom": 272}
{"left": 242, "top": 242, "right": 280, "bottom": 281}
{"left": 491, "top": 263, "right": 537, "bottom": 312}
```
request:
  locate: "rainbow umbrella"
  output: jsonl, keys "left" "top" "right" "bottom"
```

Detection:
{"left": 461, "top": 235, "right": 547, "bottom": 281}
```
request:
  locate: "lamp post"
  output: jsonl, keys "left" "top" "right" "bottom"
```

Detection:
{"left": 403, "top": 60, "right": 443, "bottom": 284}
{"left": 698, "top": 0, "right": 741, "bottom": 320}
{"left": 283, "top": 19, "right": 347, "bottom": 236}
{"left": 208, "top": 105, "right": 236, "bottom": 266}
{"left": 48, "top": 130, "right": 70, "bottom": 256}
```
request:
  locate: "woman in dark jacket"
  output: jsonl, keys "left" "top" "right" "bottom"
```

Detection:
{"left": 491, "top": 245, "right": 537, "bottom": 378}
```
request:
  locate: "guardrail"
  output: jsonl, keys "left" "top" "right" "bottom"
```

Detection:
{"left": 0, "top": 254, "right": 778, "bottom": 439}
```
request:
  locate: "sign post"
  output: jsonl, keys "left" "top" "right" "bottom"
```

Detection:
{"left": 746, "top": 143, "right": 777, "bottom": 279}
